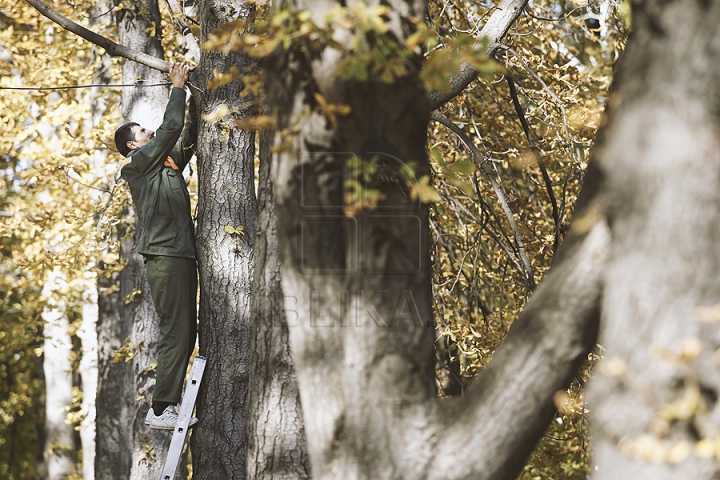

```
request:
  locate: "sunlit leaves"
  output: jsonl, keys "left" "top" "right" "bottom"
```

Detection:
{"left": 313, "top": 93, "right": 351, "bottom": 128}
{"left": 206, "top": 65, "right": 240, "bottom": 90}
{"left": 201, "top": 19, "right": 248, "bottom": 55}
{"left": 426, "top": 0, "right": 626, "bottom": 477}
{"left": 410, "top": 175, "right": 441, "bottom": 203}
{"left": 423, "top": 36, "right": 500, "bottom": 91}
{"left": 429, "top": 146, "right": 475, "bottom": 196}
{"left": 0, "top": 2, "right": 127, "bottom": 474}
{"left": 202, "top": 2, "right": 501, "bottom": 89}
{"left": 224, "top": 225, "right": 245, "bottom": 236}
{"left": 232, "top": 115, "right": 276, "bottom": 130}
{"left": 201, "top": 103, "right": 231, "bottom": 123}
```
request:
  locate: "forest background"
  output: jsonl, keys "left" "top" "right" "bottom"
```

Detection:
{"left": 0, "top": 0, "right": 626, "bottom": 478}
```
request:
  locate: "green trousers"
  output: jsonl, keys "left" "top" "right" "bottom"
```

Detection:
{"left": 146, "top": 255, "right": 198, "bottom": 404}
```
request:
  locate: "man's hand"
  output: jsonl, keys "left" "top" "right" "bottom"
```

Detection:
{"left": 169, "top": 62, "right": 190, "bottom": 89}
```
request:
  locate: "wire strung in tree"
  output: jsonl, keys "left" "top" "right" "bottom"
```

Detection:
{"left": 0, "top": 82, "right": 173, "bottom": 91}
{"left": 0, "top": 81, "right": 205, "bottom": 93}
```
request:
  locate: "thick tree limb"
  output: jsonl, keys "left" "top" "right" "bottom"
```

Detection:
{"left": 426, "top": 158, "right": 609, "bottom": 479}
{"left": 429, "top": 211, "right": 609, "bottom": 480}
{"left": 25, "top": 0, "right": 172, "bottom": 72}
{"left": 428, "top": 0, "right": 529, "bottom": 110}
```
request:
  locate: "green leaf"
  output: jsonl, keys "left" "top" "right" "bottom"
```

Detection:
{"left": 448, "top": 159, "right": 476, "bottom": 175}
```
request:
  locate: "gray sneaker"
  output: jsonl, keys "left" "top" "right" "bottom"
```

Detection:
{"left": 144, "top": 406, "right": 199, "bottom": 430}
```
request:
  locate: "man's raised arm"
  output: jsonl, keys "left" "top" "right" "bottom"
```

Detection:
{"left": 171, "top": 96, "right": 198, "bottom": 172}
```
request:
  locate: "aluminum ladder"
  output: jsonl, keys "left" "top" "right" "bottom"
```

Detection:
{"left": 159, "top": 355, "right": 206, "bottom": 480}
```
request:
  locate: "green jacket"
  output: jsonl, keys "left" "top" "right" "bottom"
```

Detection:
{"left": 121, "top": 88, "right": 197, "bottom": 259}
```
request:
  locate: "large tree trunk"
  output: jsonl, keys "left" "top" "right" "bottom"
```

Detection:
{"left": 246, "top": 129, "right": 311, "bottom": 480}
{"left": 112, "top": 1, "right": 174, "bottom": 477}
{"left": 267, "top": 1, "right": 438, "bottom": 477}
{"left": 190, "top": 2, "right": 257, "bottom": 478}
{"left": 41, "top": 270, "right": 75, "bottom": 479}
{"left": 587, "top": 0, "right": 720, "bottom": 478}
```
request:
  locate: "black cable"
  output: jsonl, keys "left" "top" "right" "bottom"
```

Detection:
{"left": 0, "top": 82, "right": 173, "bottom": 91}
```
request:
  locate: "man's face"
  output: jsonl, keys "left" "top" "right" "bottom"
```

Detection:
{"left": 128, "top": 125, "right": 155, "bottom": 151}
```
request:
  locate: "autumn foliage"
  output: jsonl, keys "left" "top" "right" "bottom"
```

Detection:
{"left": 0, "top": 0, "right": 627, "bottom": 477}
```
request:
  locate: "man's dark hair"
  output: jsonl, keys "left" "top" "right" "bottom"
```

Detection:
{"left": 114, "top": 122, "right": 139, "bottom": 157}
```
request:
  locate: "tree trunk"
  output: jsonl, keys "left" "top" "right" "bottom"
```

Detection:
{"left": 267, "top": 2, "right": 438, "bottom": 478}
{"left": 42, "top": 270, "right": 75, "bottom": 479}
{"left": 587, "top": 0, "right": 720, "bottom": 478}
{"left": 79, "top": 285, "right": 99, "bottom": 480}
{"left": 96, "top": 246, "right": 134, "bottom": 479}
{"left": 112, "top": 1, "right": 174, "bottom": 477}
{"left": 246, "top": 129, "right": 311, "bottom": 480}
{"left": 190, "top": 2, "right": 257, "bottom": 478}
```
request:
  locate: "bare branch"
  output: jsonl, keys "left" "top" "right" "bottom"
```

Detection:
{"left": 428, "top": 0, "right": 529, "bottom": 110}
{"left": 502, "top": 45, "right": 577, "bottom": 167}
{"left": 507, "top": 76, "right": 561, "bottom": 253}
{"left": 431, "top": 111, "right": 537, "bottom": 290}
{"left": 25, "top": 0, "right": 171, "bottom": 72}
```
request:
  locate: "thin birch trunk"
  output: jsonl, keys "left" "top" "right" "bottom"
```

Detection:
{"left": 42, "top": 269, "right": 75, "bottom": 479}
{"left": 79, "top": 285, "right": 99, "bottom": 480}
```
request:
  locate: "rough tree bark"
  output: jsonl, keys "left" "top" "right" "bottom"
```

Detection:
{"left": 189, "top": 1, "right": 257, "bottom": 478}
{"left": 28, "top": 0, "right": 260, "bottom": 475}
{"left": 112, "top": 1, "right": 175, "bottom": 477}
{"left": 586, "top": 0, "right": 720, "bottom": 478}
{"left": 96, "top": 240, "right": 134, "bottom": 479}
{"left": 27, "top": 0, "right": 597, "bottom": 477}
{"left": 246, "top": 129, "right": 311, "bottom": 480}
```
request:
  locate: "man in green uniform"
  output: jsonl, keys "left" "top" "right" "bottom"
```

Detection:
{"left": 114, "top": 62, "right": 199, "bottom": 430}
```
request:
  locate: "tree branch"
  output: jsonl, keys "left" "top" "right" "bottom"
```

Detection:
{"left": 428, "top": 0, "right": 529, "bottom": 110}
{"left": 431, "top": 111, "right": 537, "bottom": 290}
{"left": 507, "top": 76, "right": 561, "bottom": 253}
{"left": 25, "top": 0, "right": 172, "bottom": 72}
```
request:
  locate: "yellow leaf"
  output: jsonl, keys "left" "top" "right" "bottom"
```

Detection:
{"left": 202, "top": 104, "right": 230, "bottom": 123}
{"left": 410, "top": 175, "right": 440, "bottom": 203}
{"left": 232, "top": 115, "right": 276, "bottom": 130}
{"left": 225, "top": 225, "right": 245, "bottom": 236}
{"left": 206, "top": 66, "right": 240, "bottom": 90}
{"left": 695, "top": 304, "right": 720, "bottom": 324}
